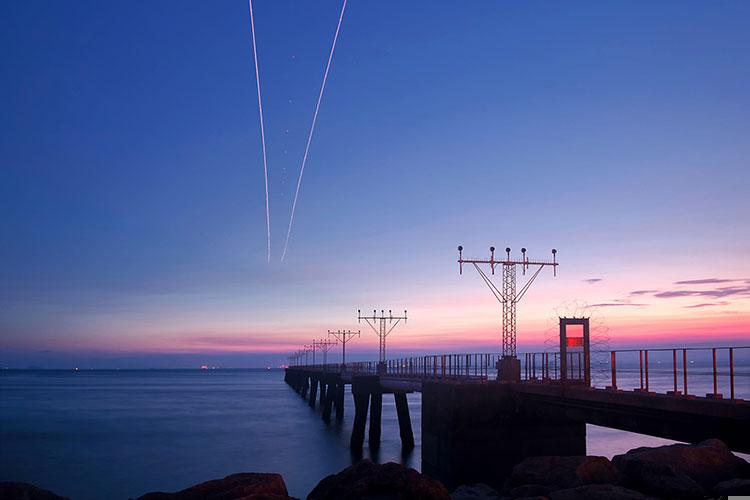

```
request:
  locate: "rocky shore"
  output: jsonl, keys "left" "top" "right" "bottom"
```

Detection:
{"left": 2, "top": 439, "right": 748, "bottom": 500}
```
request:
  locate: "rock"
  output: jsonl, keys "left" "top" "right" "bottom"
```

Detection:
{"left": 548, "top": 484, "right": 655, "bottom": 500}
{"left": 0, "top": 482, "right": 70, "bottom": 500}
{"left": 451, "top": 483, "right": 502, "bottom": 499}
{"left": 612, "top": 439, "right": 750, "bottom": 498}
{"left": 307, "top": 460, "right": 450, "bottom": 500}
{"left": 714, "top": 478, "right": 750, "bottom": 496}
{"left": 135, "top": 472, "right": 293, "bottom": 500}
{"left": 508, "top": 484, "right": 551, "bottom": 498}
{"left": 510, "top": 456, "right": 618, "bottom": 489}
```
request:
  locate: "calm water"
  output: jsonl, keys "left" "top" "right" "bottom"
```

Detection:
{"left": 0, "top": 369, "right": 747, "bottom": 499}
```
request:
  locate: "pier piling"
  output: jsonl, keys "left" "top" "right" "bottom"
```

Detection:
{"left": 395, "top": 392, "right": 414, "bottom": 449}
{"left": 308, "top": 377, "right": 318, "bottom": 408}
{"left": 369, "top": 392, "right": 383, "bottom": 449}
{"left": 350, "top": 392, "right": 370, "bottom": 449}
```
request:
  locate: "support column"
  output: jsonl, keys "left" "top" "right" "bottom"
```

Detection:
{"left": 301, "top": 376, "right": 309, "bottom": 398}
{"left": 350, "top": 392, "right": 370, "bottom": 450}
{"left": 394, "top": 392, "right": 415, "bottom": 449}
{"left": 322, "top": 382, "right": 335, "bottom": 422}
{"left": 335, "top": 383, "right": 345, "bottom": 421}
{"left": 319, "top": 379, "right": 327, "bottom": 407}
{"left": 308, "top": 377, "right": 318, "bottom": 407}
{"left": 369, "top": 393, "right": 383, "bottom": 449}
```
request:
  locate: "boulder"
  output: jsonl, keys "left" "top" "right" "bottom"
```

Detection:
{"left": 135, "top": 472, "right": 293, "bottom": 500}
{"left": 548, "top": 484, "right": 655, "bottom": 500}
{"left": 612, "top": 439, "right": 750, "bottom": 498}
{"left": 0, "top": 482, "right": 70, "bottom": 500}
{"left": 508, "top": 484, "right": 552, "bottom": 498}
{"left": 714, "top": 478, "right": 750, "bottom": 496}
{"left": 307, "top": 460, "right": 450, "bottom": 500}
{"left": 451, "top": 483, "right": 503, "bottom": 499}
{"left": 510, "top": 456, "right": 618, "bottom": 489}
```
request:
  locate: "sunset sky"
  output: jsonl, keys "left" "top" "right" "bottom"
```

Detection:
{"left": 2, "top": 1, "right": 749, "bottom": 368}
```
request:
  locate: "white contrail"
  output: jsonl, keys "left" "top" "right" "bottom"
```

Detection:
{"left": 281, "top": 0, "right": 348, "bottom": 262}
{"left": 248, "top": 0, "right": 271, "bottom": 263}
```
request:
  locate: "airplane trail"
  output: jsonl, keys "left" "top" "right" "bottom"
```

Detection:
{"left": 281, "top": 0, "right": 348, "bottom": 262}
{"left": 248, "top": 0, "right": 271, "bottom": 263}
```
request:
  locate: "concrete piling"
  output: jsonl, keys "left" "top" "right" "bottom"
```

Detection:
{"left": 308, "top": 377, "right": 318, "bottom": 408}
{"left": 350, "top": 392, "right": 370, "bottom": 450}
{"left": 335, "top": 383, "right": 345, "bottom": 421}
{"left": 395, "top": 392, "right": 414, "bottom": 449}
{"left": 368, "top": 392, "right": 383, "bottom": 449}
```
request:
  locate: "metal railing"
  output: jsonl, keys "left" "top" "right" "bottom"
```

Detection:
{"left": 288, "top": 346, "right": 749, "bottom": 401}
{"left": 603, "top": 347, "right": 748, "bottom": 401}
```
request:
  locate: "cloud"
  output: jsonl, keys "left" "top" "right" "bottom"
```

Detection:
{"left": 674, "top": 278, "right": 740, "bottom": 285}
{"left": 629, "top": 290, "right": 658, "bottom": 296}
{"left": 654, "top": 286, "right": 750, "bottom": 299}
{"left": 590, "top": 302, "right": 648, "bottom": 308}
{"left": 684, "top": 301, "right": 730, "bottom": 309}
{"left": 582, "top": 278, "right": 603, "bottom": 284}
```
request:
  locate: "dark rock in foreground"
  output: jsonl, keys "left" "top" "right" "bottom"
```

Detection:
{"left": 0, "top": 482, "right": 70, "bottom": 500}
{"left": 547, "top": 484, "right": 655, "bottom": 500}
{"left": 450, "top": 483, "right": 502, "bottom": 499}
{"left": 508, "top": 484, "right": 552, "bottom": 498}
{"left": 307, "top": 459, "right": 450, "bottom": 500}
{"left": 509, "top": 455, "right": 619, "bottom": 490}
{"left": 612, "top": 438, "right": 750, "bottom": 499}
{"left": 714, "top": 478, "right": 750, "bottom": 496}
{"left": 135, "top": 472, "right": 293, "bottom": 500}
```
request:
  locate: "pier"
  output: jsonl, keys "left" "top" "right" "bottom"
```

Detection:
{"left": 284, "top": 318, "right": 749, "bottom": 489}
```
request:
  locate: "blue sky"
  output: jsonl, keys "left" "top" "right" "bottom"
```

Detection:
{"left": 2, "top": 1, "right": 749, "bottom": 368}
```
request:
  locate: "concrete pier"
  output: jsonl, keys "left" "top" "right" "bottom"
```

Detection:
{"left": 421, "top": 380, "right": 585, "bottom": 491}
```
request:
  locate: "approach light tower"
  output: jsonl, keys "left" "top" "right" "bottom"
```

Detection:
{"left": 304, "top": 344, "right": 315, "bottom": 365}
{"left": 358, "top": 309, "right": 407, "bottom": 373}
{"left": 328, "top": 329, "right": 360, "bottom": 367}
{"left": 315, "top": 338, "right": 337, "bottom": 367}
{"left": 458, "top": 246, "right": 558, "bottom": 381}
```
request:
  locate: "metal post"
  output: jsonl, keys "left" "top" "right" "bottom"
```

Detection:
{"left": 611, "top": 351, "right": 617, "bottom": 390}
{"left": 672, "top": 349, "right": 678, "bottom": 393}
{"left": 712, "top": 348, "right": 718, "bottom": 397}
{"left": 639, "top": 350, "right": 644, "bottom": 390}
{"left": 683, "top": 349, "right": 688, "bottom": 395}
{"left": 730, "top": 348, "right": 735, "bottom": 401}
{"left": 554, "top": 353, "right": 558, "bottom": 380}
{"left": 645, "top": 350, "right": 649, "bottom": 392}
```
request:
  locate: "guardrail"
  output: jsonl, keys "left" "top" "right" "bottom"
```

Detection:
{"left": 288, "top": 346, "right": 749, "bottom": 400}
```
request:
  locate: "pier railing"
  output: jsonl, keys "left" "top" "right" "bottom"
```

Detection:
{"left": 289, "top": 346, "right": 749, "bottom": 401}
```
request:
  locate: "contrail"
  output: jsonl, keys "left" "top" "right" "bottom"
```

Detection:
{"left": 248, "top": 0, "right": 271, "bottom": 263}
{"left": 281, "top": 0, "right": 348, "bottom": 262}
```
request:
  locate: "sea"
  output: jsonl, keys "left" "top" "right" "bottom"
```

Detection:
{"left": 1, "top": 367, "right": 748, "bottom": 500}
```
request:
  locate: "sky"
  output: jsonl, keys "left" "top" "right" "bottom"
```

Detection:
{"left": 2, "top": 1, "right": 749, "bottom": 368}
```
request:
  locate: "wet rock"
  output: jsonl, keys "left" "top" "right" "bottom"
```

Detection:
{"left": 548, "top": 484, "right": 655, "bottom": 500}
{"left": 510, "top": 456, "right": 618, "bottom": 489}
{"left": 0, "top": 482, "right": 70, "bottom": 500}
{"left": 451, "top": 483, "right": 503, "bottom": 499}
{"left": 508, "top": 484, "right": 551, "bottom": 498}
{"left": 135, "top": 472, "right": 293, "bottom": 500}
{"left": 307, "top": 460, "right": 450, "bottom": 500}
{"left": 612, "top": 439, "right": 750, "bottom": 498}
{"left": 714, "top": 478, "right": 750, "bottom": 496}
